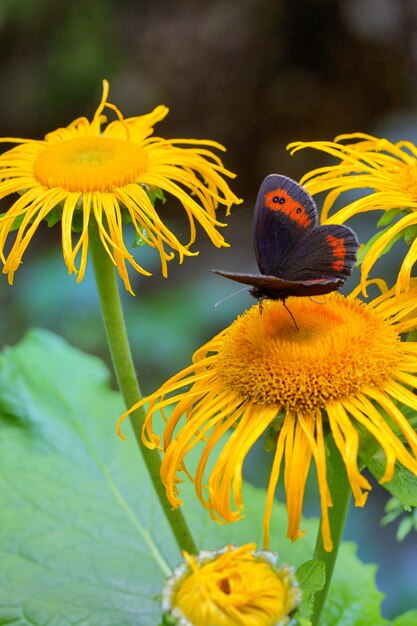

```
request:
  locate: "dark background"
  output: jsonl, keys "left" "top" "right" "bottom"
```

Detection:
{"left": 0, "top": 0, "right": 416, "bottom": 618}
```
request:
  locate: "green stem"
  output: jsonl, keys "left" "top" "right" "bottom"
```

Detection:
{"left": 311, "top": 435, "right": 352, "bottom": 626}
{"left": 89, "top": 224, "right": 197, "bottom": 555}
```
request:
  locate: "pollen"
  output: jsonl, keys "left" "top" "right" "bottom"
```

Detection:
{"left": 217, "top": 295, "right": 401, "bottom": 412}
{"left": 34, "top": 136, "right": 148, "bottom": 192}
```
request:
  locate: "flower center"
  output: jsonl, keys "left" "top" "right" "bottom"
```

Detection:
{"left": 218, "top": 295, "right": 401, "bottom": 411}
{"left": 34, "top": 136, "right": 148, "bottom": 192}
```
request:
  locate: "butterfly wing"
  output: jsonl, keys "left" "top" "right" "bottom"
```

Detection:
{"left": 276, "top": 223, "right": 359, "bottom": 282}
{"left": 210, "top": 269, "right": 343, "bottom": 299}
{"left": 254, "top": 174, "right": 318, "bottom": 275}
{"left": 212, "top": 174, "right": 359, "bottom": 301}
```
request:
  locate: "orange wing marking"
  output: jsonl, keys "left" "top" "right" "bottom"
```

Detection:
{"left": 265, "top": 188, "right": 311, "bottom": 228}
{"left": 326, "top": 234, "right": 346, "bottom": 271}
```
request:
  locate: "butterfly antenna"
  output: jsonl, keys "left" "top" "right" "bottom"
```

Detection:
{"left": 214, "top": 286, "right": 250, "bottom": 308}
{"left": 282, "top": 299, "right": 300, "bottom": 331}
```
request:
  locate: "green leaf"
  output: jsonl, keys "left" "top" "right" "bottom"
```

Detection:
{"left": 133, "top": 226, "right": 151, "bottom": 248}
{"left": 0, "top": 329, "right": 173, "bottom": 626}
{"left": 144, "top": 185, "right": 166, "bottom": 206}
{"left": 406, "top": 329, "right": 417, "bottom": 343}
{"left": 264, "top": 415, "right": 284, "bottom": 452}
{"left": 0, "top": 330, "right": 391, "bottom": 625}
{"left": 397, "top": 514, "right": 415, "bottom": 541}
{"left": 0, "top": 212, "right": 25, "bottom": 231}
{"left": 45, "top": 205, "right": 64, "bottom": 228}
{"left": 357, "top": 216, "right": 417, "bottom": 265}
{"left": 404, "top": 224, "right": 417, "bottom": 245}
{"left": 381, "top": 496, "right": 404, "bottom": 526}
{"left": 361, "top": 453, "right": 417, "bottom": 509}
{"left": 295, "top": 559, "right": 325, "bottom": 622}
{"left": 393, "top": 610, "right": 417, "bottom": 626}
{"left": 376, "top": 207, "right": 405, "bottom": 227}
{"left": 381, "top": 497, "right": 417, "bottom": 541}
{"left": 356, "top": 226, "right": 404, "bottom": 265}
{"left": 322, "top": 543, "right": 387, "bottom": 626}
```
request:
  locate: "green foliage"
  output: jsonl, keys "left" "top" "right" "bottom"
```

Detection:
{"left": 358, "top": 401, "right": 417, "bottom": 512}
{"left": 356, "top": 226, "right": 403, "bottom": 265}
{"left": 0, "top": 330, "right": 411, "bottom": 625}
{"left": 361, "top": 452, "right": 417, "bottom": 510}
{"left": 382, "top": 497, "right": 417, "bottom": 541}
{"left": 356, "top": 213, "right": 417, "bottom": 266}
{"left": 264, "top": 414, "right": 284, "bottom": 452}
{"left": 294, "top": 559, "right": 325, "bottom": 624}
{"left": 398, "top": 404, "right": 417, "bottom": 433}
{"left": 376, "top": 208, "right": 405, "bottom": 228}
{"left": 392, "top": 611, "right": 417, "bottom": 626}
{"left": 0, "top": 330, "right": 170, "bottom": 625}
{"left": 376, "top": 207, "right": 417, "bottom": 245}
{"left": 321, "top": 542, "right": 387, "bottom": 626}
{"left": 0, "top": 212, "right": 25, "bottom": 232}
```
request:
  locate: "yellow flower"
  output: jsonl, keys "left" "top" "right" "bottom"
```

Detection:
{"left": 288, "top": 133, "right": 417, "bottom": 295}
{"left": 118, "top": 287, "right": 417, "bottom": 552}
{"left": 162, "top": 544, "right": 301, "bottom": 626}
{"left": 0, "top": 80, "right": 241, "bottom": 292}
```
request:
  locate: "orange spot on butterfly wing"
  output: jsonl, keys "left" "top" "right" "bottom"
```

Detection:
{"left": 326, "top": 234, "right": 346, "bottom": 259}
{"left": 264, "top": 188, "right": 311, "bottom": 229}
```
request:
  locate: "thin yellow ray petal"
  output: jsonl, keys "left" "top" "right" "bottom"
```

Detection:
{"left": 162, "top": 388, "right": 235, "bottom": 449}
{"left": 361, "top": 212, "right": 417, "bottom": 294}
{"left": 161, "top": 399, "right": 241, "bottom": 510}
{"left": 212, "top": 404, "right": 278, "bottom": 521}
{"left": 61, "top": 193, "right": 81, "bottom": 266}
{"left": 396, "top": 235, "right": 417, "bottom": 293}
{"left": 297, "top": 411, "right": 333, "bottom": 551}
{"left": 350, "top": 279, "right": 388, "bottom": 301}
{"left": 284, "top": 413, "right": 312, "bottom": 543}
{"left": 368, "top": 382, "right": 417, "bottom": 457}
{"left": 342, "top": 396, "right": 397, "bottom": 482}
{"left": 118, "top": 185, "right": 192, "bottom": 257}
{"left": 195, "top": 399, "right": 248, "bottom": 507}
{"left": 263, "top": 412, "right": 293, "bottom": 549}
{"left": 349, "top": 390, "right": 417, "bottom": 479}
{"left": 4, "top": 189, "right": 68, "bottom": 276}
{"left": 140, "top": 174, "right": 228, "bottom": 247}
{"left": 0, "top": 179, "right": 39, "bottom": 200}
{"left": 325, "top": 191, "right": 413, "bottom": 226}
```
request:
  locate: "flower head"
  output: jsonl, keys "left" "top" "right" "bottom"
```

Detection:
{"left": 288, "top": 133, "right": 417, "bottom": 295}
{"left": 0, "top": 80, "right": 241, "bottom": 292}
{"left": 118, "top": 288, "right": 417, "bottom": 551}
{"left": 162, "top": 543, "right": 301, "bottom": 626}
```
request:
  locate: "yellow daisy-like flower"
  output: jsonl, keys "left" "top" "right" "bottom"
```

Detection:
{"left": 162, "top": 544, "right": 301, "bottom": 626}
{"left": 0, "top": 80, "right": 241, "bottom": 292}
{"left": 118, "top": 287, "right": 417, "bottom": 552}
{"left": 288, "top": 133, "right": 417, "bottom": 295}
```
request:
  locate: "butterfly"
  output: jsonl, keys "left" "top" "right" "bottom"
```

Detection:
{"left": 212, "top": 174, "right": 359, "bottom": 301}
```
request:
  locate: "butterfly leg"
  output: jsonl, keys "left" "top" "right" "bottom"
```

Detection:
{"left": 308, "top": 296, "right": 325, "bottom": 305}
{"left": 282, "top": 299, "right": 300, "bottom": 331}
{"left": 258, "top": 297, "right": 265, "bottom": 314}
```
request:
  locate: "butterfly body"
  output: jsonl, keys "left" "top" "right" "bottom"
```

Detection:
{"left": 212, "top": 174, "right": 359, "bottom": 301}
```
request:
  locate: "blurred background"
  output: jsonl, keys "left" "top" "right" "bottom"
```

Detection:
{"left": 0, "top": 0, "right": 416, "bottom": 618}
